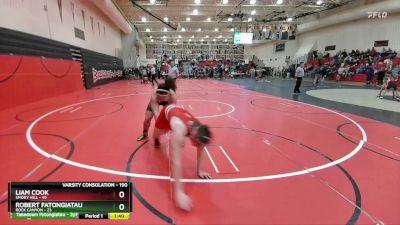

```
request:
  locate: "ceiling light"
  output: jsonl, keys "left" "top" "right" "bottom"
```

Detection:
{"left": 163, "top": 39, "right": 166, "bottom": 42}
{"left": 224, "top": 39, "right": 227, "bottom": 42}
{"left": 213, "top": 38, "right": 216, "bottom": 41}
{"left": 181, "top": 27, "right": 186, "bottom": 31}
{"left": 197, "top": 28, "right": 202, "bottom": 31}
{"left": 149, "top": 35, "right": 152, "bottom": 38}
{"left": 178, "top": 35, "right": 182, "bottom": 38}
{"left": 316, "top": 0, "right": 323, "bottom": 5}
{"left": 163, "top": 35, "right": 166, "bottom": 38}
{"left": 218, "top": 35, "right": 222, "bottom": 38}
{"left": 230, "top": 28, "right": 234, "bottom": 31}
{"left": 149, "top": 0, "right": 156, "bottom": 5}
{"left": 151, "top": 39, "right": 154, "bottom": 42}
{"left": 201, "top": 38, "right": 204, "bottom": 41}
{"left": 205, "top": 35, "right": 209, "bottom": 38}
{"left": 163, "top": 28, "right": 167, "bottom": 32}
{"left": 214, "top": 28, "right": 219, "bottom": 31}
{"left": 194, "top": 0, "right": 201, "bottom": 4}
{"left": 193, "top": 9, "right": 199, "bottom": 15}
{"left": 189, "top": 39, "right": 192, "bottom": 41}
{"left": 177, "top": 39, "right": 180, "bottom": 42}
{"left": 141, "top": 17, "right": 147, "bottom": 22}
{"left": 186, "top": 17, "right": 191, "bottom": 21}
{"left": 164, "top": 17, "right": 168, "bottom": 22}
{"left": 248, "top": 17, "right": 252, "bottom": 22}
{"left": 145, "top": 28, "right": 150, "bottom": 32}
{"left": 276, "top": 0, "right": 283, "bottom": 4}
{"left": 191, "top": 35, "right": 195, "bottom": 38}
{"left": 250, "top": 0, "right": 256, "bottom": 5}
{"left": 207, "top": 17, "right": 211, "bottom": 22}
{"left": 262, "top": 28, "right": 266, "bottom": 32}
{"left": 228, "top": 17, "right": 233, "bottom": 22}
{"left": 223, "top": 0, "right": 229, "bottom": 4}
{"left": 251, "top": 10, "right": 256, "bottom": 15}
{"left": 286, "top": 17, "right": 293, "bottom": 22}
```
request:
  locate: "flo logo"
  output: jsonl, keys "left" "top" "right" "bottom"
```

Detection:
{"left": 367, "top": 11, "right": 388, "bottom": 19}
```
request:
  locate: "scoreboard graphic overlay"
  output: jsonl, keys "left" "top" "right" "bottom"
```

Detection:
{"left": 8, "top": 182, "right": 132, "bottom": 220}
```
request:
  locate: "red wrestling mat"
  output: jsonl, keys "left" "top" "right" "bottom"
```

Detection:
{"left": 0, "top": 79, "right": 399, "bottom": 224}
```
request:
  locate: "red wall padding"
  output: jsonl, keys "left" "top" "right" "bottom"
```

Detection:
{"left": 0, "top": 55, "right": 84, "bottom": 111}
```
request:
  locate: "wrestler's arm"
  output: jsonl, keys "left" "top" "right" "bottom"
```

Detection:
{"left": 170, "top": 117, "right": 192, "bottom": 211}
{"left": 196, "top": 146, "right": 211, "bottom": 179}
{"left": 149, "top": 90, "right": 160, "bottom": 119}
{"left": 169, "top": 90, "right": 177, "bottom": 104}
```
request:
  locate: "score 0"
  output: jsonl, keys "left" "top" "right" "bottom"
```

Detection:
{"left": 117, "top": 190, "right": 126, "bottom": 211}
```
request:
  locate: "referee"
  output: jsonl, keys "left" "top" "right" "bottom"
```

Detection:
{"left": 293, "top": 62, "right": 304, "bottom": 94}
{"left": 167, "top": 60, "right": 179, "bottom": 80}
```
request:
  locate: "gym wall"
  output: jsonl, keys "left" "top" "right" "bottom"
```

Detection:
{"left": 0, "top": 27, "right": 123, "bottom": 111}
{"left": 0, "top": 0, "right": 122, "bottom": 57}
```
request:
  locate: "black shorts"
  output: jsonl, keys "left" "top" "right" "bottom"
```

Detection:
{"left": 387, "top": 81, "right": 397, "bottom": 90}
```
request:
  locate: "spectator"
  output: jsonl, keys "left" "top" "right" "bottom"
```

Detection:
{"left": 357, "top": 63, "right": 367, "bottom": 74}
{"left": 355, "top": 49, "right": 361, "bottom": 57}
{"left": 376, "top": 68, "right": 385, "bottom": 86}
{"left": 320, "top": 63, "right": 329, "bottom": 81}
{"left": 366, "top": 63, "right": 374, "bottom": 85}
{"left": 347, "top": 65, "right": 356, "bottom": 80}
{"left": 371, "top": 47, "right": 377, "bottom": 56}
{"left": 141, "top": 66, "right": 148, "bottom": 83}
{"left": 341, "top": 49, "right": 348, "bottom": 58}
{"left": 336, "top": 63, "right": 348, "bottom": 82}
{"left": 377, "top": 75, "right": 399, "bottom": 101}
{"left": 384, "top": 57, "right": 393, "bottom": 71}
{"left": 344, "top": 55, "right": 352, "bottom": 64}
{"left": 250, "top": 67, "right": 256, "bottom": 79}
{"left": 313, "top": 65, "right": 324, "bottom": 86}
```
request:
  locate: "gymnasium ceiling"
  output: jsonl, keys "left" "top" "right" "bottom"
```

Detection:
{"left": 114, "top": 0, "right": 353, "bottom": 43}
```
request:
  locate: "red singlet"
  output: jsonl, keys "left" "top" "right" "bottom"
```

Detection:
{"left": 155, "top": 104, "right": 200, "bottom": 132}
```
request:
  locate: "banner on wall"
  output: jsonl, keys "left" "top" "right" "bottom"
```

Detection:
{"left": 325, "top": 45, "right": 336, "bottom": 51}
{"left": 275, "top": 43, "right": 285, "bottom": 52}
{"left": 92, "top": 68, "right": 122, "bottom": 83}
{"left": 374, "top": 40, "right": 389, "bottom": 47}
{"left": 74, "top": 27, "right": 85, "bottom": 40}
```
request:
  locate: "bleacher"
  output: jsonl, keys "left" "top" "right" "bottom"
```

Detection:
{"left": 304, "top": 51, "right": 400, "bottom": 85}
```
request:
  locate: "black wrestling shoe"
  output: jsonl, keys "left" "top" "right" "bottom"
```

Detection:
{"left": 136, "top": 133, "right": 148, "bottom": 141}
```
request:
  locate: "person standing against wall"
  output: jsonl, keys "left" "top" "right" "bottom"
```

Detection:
{"left": 293, "top": 62, "right": 304, "bottom": 94}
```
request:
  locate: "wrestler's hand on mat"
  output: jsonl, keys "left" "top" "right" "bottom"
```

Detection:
{"left": 198, "top": 171, "right": 211, "bottom": 179}
{"left": 175, "top": 192, "right": 192, "bottom": 211}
